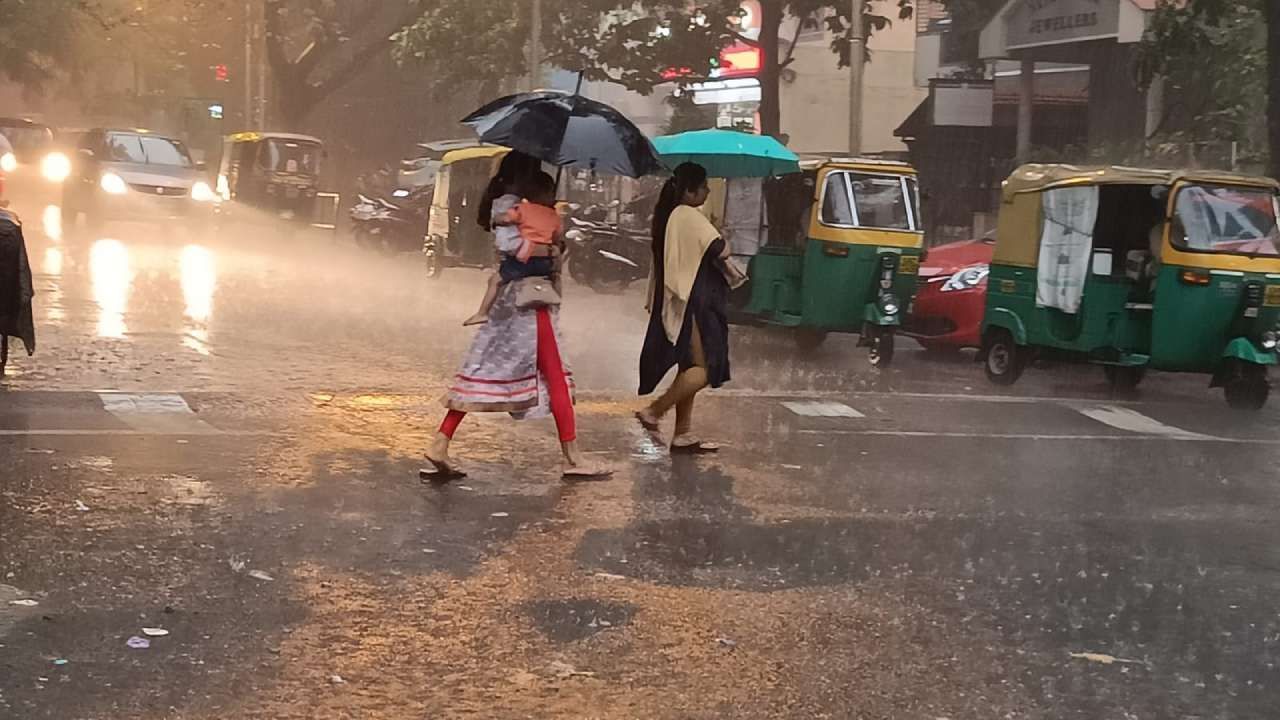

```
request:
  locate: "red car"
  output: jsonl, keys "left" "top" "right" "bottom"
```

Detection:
{"left": 906, "top": 236, "right": 994, "bottom": 350}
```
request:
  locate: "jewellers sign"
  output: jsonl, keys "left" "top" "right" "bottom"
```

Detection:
{"left": 1006, "top": 0, "right": 1120, "bottom": 50}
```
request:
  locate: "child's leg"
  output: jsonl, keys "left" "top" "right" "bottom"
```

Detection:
{"left": 463, "top": 271, "right": 504, "bottom": 326}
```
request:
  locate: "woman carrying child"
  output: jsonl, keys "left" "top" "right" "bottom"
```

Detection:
{"left": 424, "top": 151, "right": 611, "bottom": 480}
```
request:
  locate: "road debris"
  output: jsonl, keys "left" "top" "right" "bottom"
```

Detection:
{"left": 126, "top": 636, "right": 151, "bottom": 650}
{"left": 74, "top": 500, "right": 90, "bottom": 512}
{"left": 1070, "top": 651, "right": 1143, "bottom": 666}
{"left": 8, "top": 599, "right": 39, "bottom": 607}
{"left": 141, "top": 628, "right": 169, "bottom": 637}
{"left": 547, "top": 660, "right": 595, "bottom": 679}
{"left": 490, "top": 512, "right": 510, "bottom": 518}
{"left": 716, "top": 637, "right": 738, "bottom": 648}
{"left": 328, "top": 674, "right": 345, "bottom": 685}
{"left": 248, "top": 570, "right": 275, "bottom": 582}
{"left": 592, "top": 572, "right": 627, "bottom": 581}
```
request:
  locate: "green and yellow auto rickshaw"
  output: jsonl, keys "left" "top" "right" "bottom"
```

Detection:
{"left": 715, "top": 157, "right": 925, "bottom": 366}
{"left": 424, "top": 145, "right": 510, "bottom": 277}
{"left": 981, "top": 164, "right": 1280, "bottom": 409}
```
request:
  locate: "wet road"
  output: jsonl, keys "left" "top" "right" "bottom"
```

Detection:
{"left": 2, "top": 188, "right": 1280, "bottom": 719}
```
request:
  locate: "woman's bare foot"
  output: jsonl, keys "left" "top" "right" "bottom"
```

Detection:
{"left": 561, "top": 440, "right": 613, "bottom": 479}
{"left": 422, "top": 433, "right": 465, "bottom": 479}
{"left": 462, "top": 313, "right": 489, "bottom": 327}
{"left": 634, "top": 408, "right": 661, "bottom": 431}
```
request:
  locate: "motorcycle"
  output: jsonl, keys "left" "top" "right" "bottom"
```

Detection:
{"left": 563, "top": 211, "right": 651, "bottom": 293}
{"left": 349, "top": 185, "right": 432, "bottom": 254}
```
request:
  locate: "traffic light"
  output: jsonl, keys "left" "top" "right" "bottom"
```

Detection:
{"left": 214, "top": 64, "right": 229, "bottom": 82}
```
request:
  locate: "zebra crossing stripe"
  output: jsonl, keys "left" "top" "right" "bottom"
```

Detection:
{"left": 782, "top": 401, "right": 865, "bottom": 418}
{"left": 98, "top": 393, "right": 217, "bottom": 434}
{"left": 1076, "top": 405, "right": 1212, "bottom": 439}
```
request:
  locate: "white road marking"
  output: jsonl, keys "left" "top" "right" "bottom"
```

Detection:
{"left": 1076, "top": 405, "right": 1212, "bottom": 439}
{"left": 798, "top": 429, "right": 1277, "bottom": 444}
{"left": 783, "top": 401, "right": 865, "bottom": 418}
{"left": 100, "top": 393, "right": 197, "bottom": 415}
{"left": 97, "top": 393, "right": 218, "bottom": 434}
{"left": 0, "top": 429, "right": 266, "bottom": 437}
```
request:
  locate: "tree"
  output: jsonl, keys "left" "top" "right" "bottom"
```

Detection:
{"left": 0, "top": 0, "right": 108, "bottom": 91}
{"left": 263, "top": 0, "right": 424, "bottom": 126}
{"left": 1137, "top": 0, "right": 1276, "bottom": 175}
{"left": 393, "top": 0, "right": 913, "bottom": 138}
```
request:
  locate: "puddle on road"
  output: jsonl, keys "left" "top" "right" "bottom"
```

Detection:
{"left": 523, "top": 598, "right": 636, "bottom": 643}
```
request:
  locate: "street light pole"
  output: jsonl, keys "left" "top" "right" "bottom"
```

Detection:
{"left": 848, "top": 0, "right": 865, "bottom": 156}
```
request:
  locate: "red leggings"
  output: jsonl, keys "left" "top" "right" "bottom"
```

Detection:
{"left": 439, "top": 308, "right": 576, "bottom": 442}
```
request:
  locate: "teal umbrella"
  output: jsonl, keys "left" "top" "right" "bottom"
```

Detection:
{"left": 651, "top": 129, "right": 801, "bottom": 178}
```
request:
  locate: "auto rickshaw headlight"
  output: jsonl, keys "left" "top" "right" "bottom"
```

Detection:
{"left": 879, "top": 293, "right": 901, "bottom": 316}
{"left": 1262, "top": 331, "right": 1278, "bottom": 350}
{"left": 0, "top": 152, "right": 16, "bottom": 173}
{"left": 191, "top": 181, "right": 216, "bottom": 203}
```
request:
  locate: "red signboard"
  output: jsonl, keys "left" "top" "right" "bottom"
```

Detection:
{"left": 661, "top": 43, "right": 762, "bottom": 82}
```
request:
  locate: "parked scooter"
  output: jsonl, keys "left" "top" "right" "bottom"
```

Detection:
{"left": 563, "top": 207, "right": 651, "bottom": 293}
{"left": 349, "top": 185, "right": 432, "bottom": 254}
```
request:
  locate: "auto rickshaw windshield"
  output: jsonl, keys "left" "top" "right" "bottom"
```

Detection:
{"left": 820, "top": 171, "right": 920, "bottom": 232}
{"left": 1172, "top": 184, "right": 1280, "bottom": 257}
{"left": 262, "top": 139, "right": 320, "bottom": 175}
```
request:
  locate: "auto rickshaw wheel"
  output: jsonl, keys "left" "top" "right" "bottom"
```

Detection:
{"left": 794, "top": 329, "right": 828, "bottom": 352}
{"left": 1104, "top": 365, "right": 1146, "bottom": 393}
{"left": 1223, "top": 361, "right": 1269, "bottom": 411}
{"left": 867, "top": 327, "right": 895, "bottom": 368}
{"left": 983, "top": 329, "right": 1024, "bottom": 386}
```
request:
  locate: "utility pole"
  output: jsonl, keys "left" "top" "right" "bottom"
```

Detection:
{"left": 847, "top": 0, "right": 865, "bottom": 156}
{"left": 256, "top": 1, "right": 268, "bottom": 129}
{"left": 1016, "top": 58, "right": 1034, "bottom": 163}
{"left": 530, "top": 0, "right": 544, "bottom": 91}
{"left": 244, "top": 0, "right": 254, "bottom": 128}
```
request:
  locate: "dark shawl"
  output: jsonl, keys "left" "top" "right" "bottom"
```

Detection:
{"left": 639, "top": 236, "right": 730, "bottom": 395}
{"left": 0, "top": 210, "right": 35, "bottom": 355}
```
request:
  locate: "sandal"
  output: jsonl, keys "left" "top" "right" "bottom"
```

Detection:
{"left": 562, "top": 462, "right": 615, "bottom": 480}
{"left": 671, "top": 439, "right": 720, "bottom": 455}
{"left": 420, "top": 452, "right": 466, "bottom": 482}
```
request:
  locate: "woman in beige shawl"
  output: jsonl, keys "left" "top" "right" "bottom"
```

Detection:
{"left": 636, "top": 162, "right": 731, "bottom": 452}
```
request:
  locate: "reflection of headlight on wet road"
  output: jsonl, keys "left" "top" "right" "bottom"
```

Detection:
{"left": 42, "top": 205, "right": 62, "bottom": 241}
{"left": 191, "top": 181, "right": 216, "bottom": 203}
{"left": 0, "top": 152, "right": 16, "bottom": 173}
{"left": 41, "top": 152, "right": 71, "bottom": 183}
{"left": 100, "top": 172, "right": 128, "bottom": 195}
{"left": 180, "top": 245, "right": 216, "bottom": 323}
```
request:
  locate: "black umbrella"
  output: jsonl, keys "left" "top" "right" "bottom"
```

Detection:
{"left": 462, "top": 91, "right": 663, "bottom": 178}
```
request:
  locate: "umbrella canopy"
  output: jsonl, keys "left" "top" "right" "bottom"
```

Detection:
{"left": 652, "top": 129, "right": 801, "bottom": 178}
{"left": 462, "top": 91, "right": 662, "bottom": 178}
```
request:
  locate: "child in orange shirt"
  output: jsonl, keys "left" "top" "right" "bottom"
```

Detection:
{"left": 464, "top": 171, "right": 563, "bottom": 326}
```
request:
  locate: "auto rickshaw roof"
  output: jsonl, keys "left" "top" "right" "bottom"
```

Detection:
{"left": 797, "top": 154, "right": 917, "bottom": 175}
{"left": 440, "top": 146, "right": 510, "bottom": 164}
{"left": 226, "top": 131, "right": 323, "bottom": 145}
{"left": 1002, "top": 164, "right": 1279, "bottom": 201}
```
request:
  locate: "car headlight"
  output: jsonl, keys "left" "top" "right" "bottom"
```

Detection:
{"left": 0, "top": 152, "right": 16, "bottom": 173}
{"left": 879, "top": 293, "right": 901, "bottom": 316}
{"left": 940, "top": 265, "right": 990, "bottom": 293}
{"left": 191, "top": 181, "right": 216, "bottom": 203}
{"left": 1262, "top": 330, "right": 1278, "bottom": 350}
{"left": 41, "top": 152, "right": 71, "bottom": 183}
{"left": 100, "top": 172, "right": 128, "bottom": 195}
